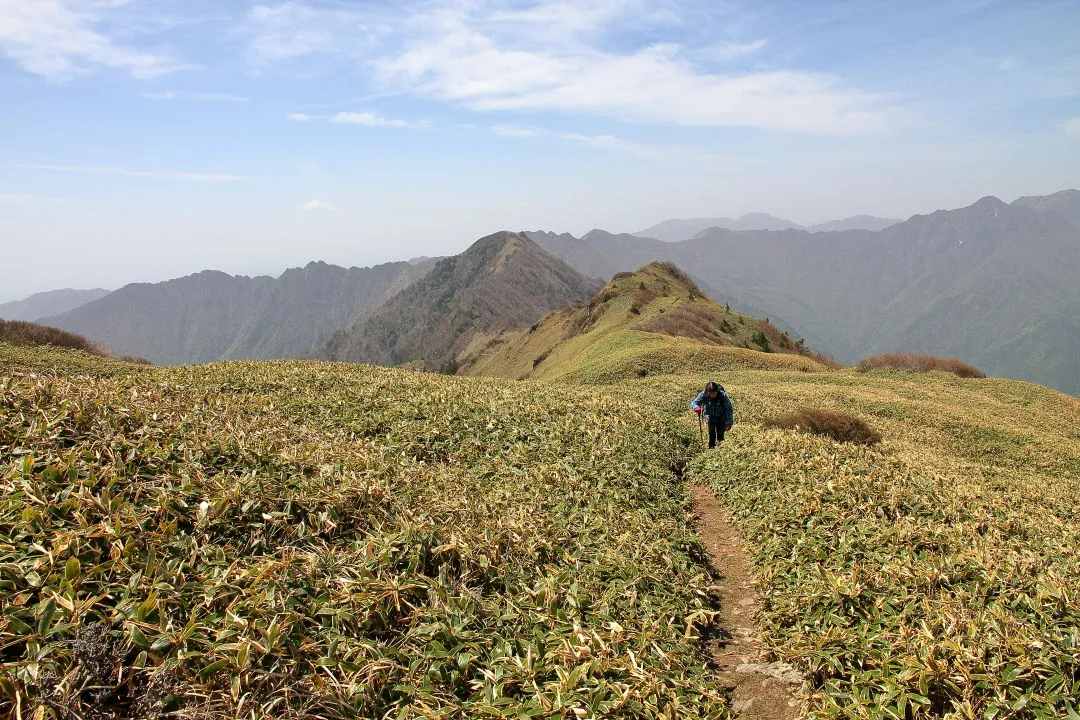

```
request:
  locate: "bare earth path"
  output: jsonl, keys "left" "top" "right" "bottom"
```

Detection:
{"left": 690, "top": 484, "right": 802, "bottom": 720}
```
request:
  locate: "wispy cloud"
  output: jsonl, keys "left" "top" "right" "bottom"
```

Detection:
{"left": 488, "top": 124, "right": 682, "bottom": 160}
{"left": 491, "top": 124, "right": 546, "bottom": 138}
{"left": 331, "top": 111, "right": 414, "bottom": 128}
{"left": 380, "top": 23, "right": 884, "bottom": 133}
{"left": 303, "top": 200, "right": 334, "bottom": 211}
{"left": 140, "top": 90, "right": 250, "bottom": 102}
{"left": 242, "top": 2, "right": 395, "bottom": 66}
{"left": 11, "top": 163, "right": 252, "bottom": 182}
{"left": 286, "top": 110, "right": 423, "bottom": 128}
{"left": 0, "top": 0, "right": 183, "bottom": 79}
{"left": 240, "top": 0, "right": 887, "bottom": 134}
{"left": 560, "top": 132, "right": 653, "bottom": 155}
{"left": 1064, "top": 118, "right": 1080, "bottom": 138}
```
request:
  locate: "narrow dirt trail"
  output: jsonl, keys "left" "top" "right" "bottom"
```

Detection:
{"left": 690, "top": 484, "right": 802, "bottom": 720}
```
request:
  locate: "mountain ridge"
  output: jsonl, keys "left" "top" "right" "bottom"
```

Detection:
{"left": 322, "top": 231, "right": 603, "bottom": 371}
{"left": 634, "top": 212, "right": 901, "bottom": 242}
{"left": 42, "top": 259, "right": 436, "bottom": 365}
{"left": 0, "top": 288, "right": 111, "bottom": 322}
{"left": 462, "top": 261, "right": 832, "bottom": 382}
{"left": 530, "top": 191, "right": 1080, "bottom": 395}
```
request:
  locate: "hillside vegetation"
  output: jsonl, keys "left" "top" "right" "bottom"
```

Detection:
{"left": 0, "top": 343, "right": 726, "bottom": 719}
{"left": 4, "top": 271, "right": 1079, "bottom": 719}
{"left": 461, "top": 262, "right": 833, "bottom": 382}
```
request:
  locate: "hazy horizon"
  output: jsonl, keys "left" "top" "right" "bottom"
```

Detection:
{"left": 2, "top": 0, "right": 1079, "bottom": 302}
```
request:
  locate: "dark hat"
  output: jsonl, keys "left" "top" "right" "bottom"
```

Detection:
{"left": 705, "top": 381, "right": 719, "bottom": 392}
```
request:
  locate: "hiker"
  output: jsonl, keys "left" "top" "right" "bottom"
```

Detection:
{"left": 691, "top": 382, "right": 734, "bottom": 449}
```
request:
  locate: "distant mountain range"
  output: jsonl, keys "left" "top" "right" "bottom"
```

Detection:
{"left": 530, "top": 190, "right": 1080, "bottom": 396}
{"left": 42, "top": 260, "right": 436, "bottom": 365}
{"left": 10, "top": 189, "right": 1079, "bottom": 396}
{"left": 1011, "top": 189, "right": 1080, "bottom": 229}
{"left": 634, "top": 213, "right": 901, "bottom": 242}
{"left": 322, "top": 231, "right": 602, "bottom": 371}
{"left": 0, "top": 288, "right": 111, "bottom": 322}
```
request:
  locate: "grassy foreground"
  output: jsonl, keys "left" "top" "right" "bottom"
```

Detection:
{"left": 0, "top": 344, "right": 727, "bottom": 719}
{"left": 683, "top": 368, "right": 1080, "bottom": 719}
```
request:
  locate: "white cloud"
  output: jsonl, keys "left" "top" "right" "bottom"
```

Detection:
{"left": 303, "top": 200, "right": 334, "bottom": 212}
{"left": 242, "top": 2, "right": 393, "bottom": 66}
{"left": 491, "top": 125, "right": 546, "bottom": 138}
{"left": 245, "top": 3, "right": 334, "bottom": 64}
{"left": 381, "top": 29, "right": 883, "bottom": 133}
{"left": 238, "top": 1, "right": 886, "bottom": 134}
{"left": 11, "top": 163, "right": 251, "bottom": 182}
{"left": 1065, "top": 118, "right": 1080, "bottom": 138}
{"left": 331, "top": 111, "right": 413, "bottom": 128}
{"left": 140, "top": 90, "right": 250, "bottom": 102}
{"left": 487, "top": 124, "right": 685, "bottom": 160}
{"left": 374, "top": 4, "right": 884, "bottom": 134}
{"left": 289, "top": 113, "right": 312, "bottom": 121}
{"left": 0, "top": 0, "right": 181, "bottom": 79}
{"left": 697, "top": 39, "right": 769, "bottom": 62}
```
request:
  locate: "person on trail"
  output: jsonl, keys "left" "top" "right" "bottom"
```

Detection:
{"left": 691, "top": 382, "right": 734, "bottom": 449}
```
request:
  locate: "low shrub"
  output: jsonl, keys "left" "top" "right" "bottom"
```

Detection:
{"left": 764, "top": 407, "right": 882, "bottom": 446}
{"left": 0, "top": 319, "right": 105, "bottom": 355}
{"left": 857, "top": 353, "right": 985, "bottom": 378}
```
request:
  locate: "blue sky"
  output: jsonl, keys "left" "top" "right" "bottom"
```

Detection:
{"left": 1, "top": 0, "right": 1079, "bottom": 301}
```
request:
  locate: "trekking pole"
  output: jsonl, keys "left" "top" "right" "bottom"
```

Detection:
{"left": 698, "top": 412, "right": 704, "bottom": 447}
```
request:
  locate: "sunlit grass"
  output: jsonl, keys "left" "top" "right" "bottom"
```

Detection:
{"left": 0, "top": 343, "right": 727, "bottom": 719}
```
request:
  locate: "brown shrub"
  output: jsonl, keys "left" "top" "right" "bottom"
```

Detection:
{"left": 118, "top": 354, "right": 153, "bottom": 365}
{"left": 638, "top": 304, "right": 724, "bottom": 345}
{"left": 857, "top": 353, "right": 985, "bottom": 379}
{"left": 0, "top": 319, "right": 153, "bottom": 365}
{"left": 653, "top": 262, "right": 702, "bottom": 294}
{"left": 0, "top": 319, "right": 107, "bottom": 355}
{"left": 764, "top": 407, "right": 882, "bottom": 446}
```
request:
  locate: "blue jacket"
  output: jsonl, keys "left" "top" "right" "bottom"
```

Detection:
{"left": 691, "top": 388, "right": 734, "bottom": 424}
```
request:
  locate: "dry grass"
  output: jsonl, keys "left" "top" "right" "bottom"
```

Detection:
{"left": 857, "top": 353, "right": 985, "bottom": 378}
{"left": 763, "top": 407, "right": 883, "bottom": 446}
{"left": 678, "top": 366, "right": 1080, "bottom": 720}
{"left": 0, "top": 347, "right": 727, "bottom": 719}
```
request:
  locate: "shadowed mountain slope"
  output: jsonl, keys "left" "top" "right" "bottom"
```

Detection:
{"left": 43, "top": 260, "right": 434, "bottom": 365}
{"left": 461, "top": 261, "right": 831, "bottom": 383}
{"left": 322, "top": 231, "right": 603, "bottom": 371}
{"left": 0, "top": 288, "right": 111, "bottom": 322}
{"left": 530, "top": 196, "right": 1080, "bottom": 395}
{"left": 1012, "top": 189, "right": 1080, "bottom": 228}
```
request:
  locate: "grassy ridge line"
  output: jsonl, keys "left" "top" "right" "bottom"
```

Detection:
{"left": 1, "top": 348, "right": 727, "bottom": 719}
{"left": 681, "top": 368, "right": 1080, "bottom": 719}
{"left": 537, "top": 332, "right": 824, "bottom": 385}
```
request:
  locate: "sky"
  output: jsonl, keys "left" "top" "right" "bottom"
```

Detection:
{"left": 1, "top": 0, "right": 1079, "bottom": 302}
